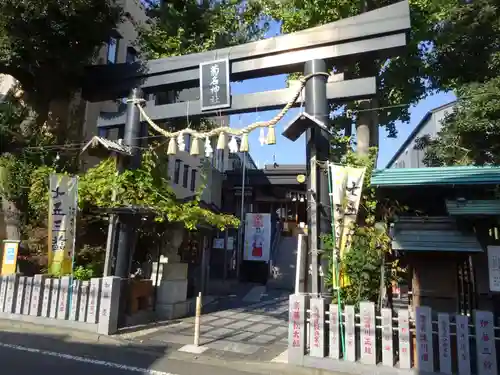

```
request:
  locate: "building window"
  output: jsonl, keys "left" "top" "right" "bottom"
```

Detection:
{"left": 174, "top": 159, "right": 181, "bottom": 184}
{"left": 190, "top": 169, "right": 197, "bottom": 191}
{"left": 107, "top": 36, "right": 119, "bottom": 64}
{"left": 126, "top": 46, "right": 137, "bottom": 64}
{"left": 183, "top": 165, "right": 190, "bottom": 188}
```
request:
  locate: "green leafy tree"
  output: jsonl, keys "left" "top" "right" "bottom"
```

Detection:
{"left": 416, "top": 0, "right": 500, "bottom": 166}
{"left": 139, "top": 0, "right": 267, "bottom": 59}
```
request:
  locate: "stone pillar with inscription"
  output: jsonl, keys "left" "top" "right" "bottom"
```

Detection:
{"left": 329, "top": 303, "right": 340, "bottom": 359}
{"left": 30, "top": 274, "right": 47, "bottom": 316}
{"left": 78, "top": 281, "right": 89, "bottom": 323}
{"left": 437, "top": 313, "right": 452, "bottom": 374}
{"left": 0, "top": 276, "right": 7, "bottom": 312}
{"left": 415, "top": 306, "right": 434, "bottom": 372}
{"left": 398, "top": 309, "right": 411, "bottom": 369}
{"left": 5, "top": 274, "right": 19, "bottom": 313}
{"left": 15, "top": 276, "right": 26, "bottom": 314}
{"left": 57, "top": 275, "right": 71, "bottom": 320}
{"left": 49, "top": 278, "right": 60, "bottom": 318}
{"left": 288, "top": 294, "right": 307, "bottom": 365}
{"left": 456, "top": 314, "right": 471, "bottom": 375}
{"left": 381, "top": 308, "right": 394, "bottom": 367}
{"left": 344, "top": 305, "right": 356, "bottom": 362}
{"left": 97, "top": 277, "right": 121, "bottom": 335}
{"left": 69, "top": 279, "right": 80, "bottom": 321}
{"left": 474, "top": 310, "right": 497, "bottom": 375}
{"left": 359, "top": 301, "right": 376, "bottom": 365}
{"left": 309, "top": 297, "right": 325, "bottom": 357}
{"left": 86, "top": 278, "right": 101, "bottom": 324}
{"left": 41, "top": 278, "right": 53, "bottom": 317}
{"left": 152, "top": 227, "right": 189, "bottom": 319}
{"left": 23, "top": 276, "right": 33, "bottom": 315}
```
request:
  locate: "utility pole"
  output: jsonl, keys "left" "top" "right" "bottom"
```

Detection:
{"left": 304, "top": 60, "right": 331, "bottom": 296}
{"left": 236, "top": 151, "right": 247, "bottom": 279}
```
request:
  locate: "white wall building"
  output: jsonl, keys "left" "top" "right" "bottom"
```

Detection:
{"left": 386, "top": 101, "right": 456, "bottom": 169}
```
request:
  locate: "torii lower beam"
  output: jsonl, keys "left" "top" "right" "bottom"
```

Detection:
{"left": 98, "top": 76, "right": 376, "bottom": 128}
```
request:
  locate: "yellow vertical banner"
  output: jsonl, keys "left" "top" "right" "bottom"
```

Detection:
{"left": 47, "top": 174, "right": 78, "bottom": 276}
{"left": 329, "top": 164, "right": 366, "bottom": 288}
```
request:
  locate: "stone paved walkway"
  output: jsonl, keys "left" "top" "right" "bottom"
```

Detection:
{"left": 130, "top": 287, "right": 290, "bottom": 361}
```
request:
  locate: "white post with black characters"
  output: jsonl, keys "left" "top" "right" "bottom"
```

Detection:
{"left": 415, "top": 306, "right": 434, "bottom": 372}
{"left": 344, "top": 305, "right": 356, "bottom": 362}
{"left": 15, "top": 276, "right": 26, "bottom": 314}
{"left": 57, "top": 276, "right": 70, "bottom": 320}
{"left": 97, "top": 277, "right": 121, "bottom": 335}
{"left": 30, "top": 274, "right": 47, "bottom": 316}
{"left": 49, "top": 278, "right": 60, "bottom": 318}
{"left": 456, "top": 314, "right": 471, "bottom": 375}
{"left": 0, "top": 276, "right": 7, "bottom": 312}
{"left": 381, "top": 308, "right": 394, "bottom": 367}
{"left": 329, "top": 303, "right": 340, "bottom": 359}
{"left": 69, "top": 279, "right": 80, "bottom": 321}
{"left": 5, "top": 274, "right": 19, "bottom": 313}
{"left": 23, "top": 277, "right": 33, "bottom": 315}
{"left": 78, "top": 281, "right": 89, "bottom": 323}
{"left": 86, "top": 278, "right": 101, "bottom": 324}
{"left": 41, "top": 278, "right": 53, "bottom": 317}
{"left": 437, "top": 313, "right": 452, "bottom": 374}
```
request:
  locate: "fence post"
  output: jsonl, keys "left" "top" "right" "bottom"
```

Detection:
{"left": 381, "top": 308, "right": 393, "bottom": 367}
{"left": 415, "top": 306, "right": 434, "bottom": 372}
{"left": 87, "top": 278, "right": 101, "bottom": 324}
{"left": 398, "top": 309, "right": 411, "bottom": 369}
{"left": 23, "top": 277, "right": 33, "bottom": 315}
{"left": 78, "top": 281, "right": 89, "bottom": 323}
{"left": 359, "top": 301, "right": 376, "bottom": 365}
{"left": 194, "top": 292, "right": 202, "bottom": 346}
{"left": 97, "top": 277, "right": 121, "bottom": 335}
{"left": 474, "top": 310, "right": 497, "bottom": 375}
{"left": 42, "top": 278, "right": 53, "bottom": 317}
{"left": 30, "top": 274, "right": 46, "bottom": 317}
{"left": 5, "top": 274, "right": 19, "bottom": 313}
{"left": 456, "top": 314, "right": 471, "bottom": 375}
{"left": 438, "top": 313, "right": 452, "bottom": 374}
{"left": 69, "top": 279, "right": 81, "bottom": 321}
{"left": 345, "top": 305, "right": 356, "bottom": 362}
{"left": 58, "top": 276, "right": 71, "bottom": 320}
{"left": 15, "top": 276, "right": 26, "bottom": 314}
{"left": 329, "top": 303, "right": 340, "bottom": 359}
{"left": 309, "top": 297, "right": 325, "bottom": 357}
{"left": 49, "top": 278, "right": 60, "bottom": 318}
{"left": 288, "top": 294, "right": 307, "bottom": 365}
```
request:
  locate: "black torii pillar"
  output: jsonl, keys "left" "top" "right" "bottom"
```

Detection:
{"left": 115, "top": 87, "right": 143, "bottom": 279}
{"left": 304, "top": 60, "right": 331, "bottom": 296}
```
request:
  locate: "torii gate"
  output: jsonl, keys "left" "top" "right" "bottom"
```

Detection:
{"left": 82, "top": 1, "right": 410, "bottom": 295}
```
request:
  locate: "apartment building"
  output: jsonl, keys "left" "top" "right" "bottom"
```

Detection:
{"left": 386, "top": 101, "right": 456, "bottom": 169}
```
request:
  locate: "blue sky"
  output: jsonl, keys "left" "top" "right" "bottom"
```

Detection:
{"left": 228, "top": 22, "right": 457, "bottom": 169}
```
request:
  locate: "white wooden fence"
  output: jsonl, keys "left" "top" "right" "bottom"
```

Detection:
{"left": 0, "top": 274, "right": 121, "bottom": 335}
{"left": 288, "top": 294, "right": 499, "bottom": 375}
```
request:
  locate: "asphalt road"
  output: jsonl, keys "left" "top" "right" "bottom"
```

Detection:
{"left": 0, "top": 328, "right": 297, "bottom": 375}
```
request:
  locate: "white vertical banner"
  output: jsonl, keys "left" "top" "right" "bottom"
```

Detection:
{"left": 487, "top": 245, "right": 500, "bottom": 292}
{"left": 48, "top": 174, "right": 78, "bottom": 275}
{"left": 244, "top": 213, "right": 271, "bottom": 262}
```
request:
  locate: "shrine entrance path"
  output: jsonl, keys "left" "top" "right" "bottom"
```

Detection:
{"left": 122, "top": 287, "right": 290, "bottom": 362}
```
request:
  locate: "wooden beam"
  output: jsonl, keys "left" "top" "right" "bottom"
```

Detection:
{"left": 97, "top": 76, "right": 376, "bottom": 127}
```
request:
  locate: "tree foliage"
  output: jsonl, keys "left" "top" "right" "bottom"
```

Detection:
{"left": 0, "top": 0, "right": 122, "bottom": 104}
{"left": 139, "top": 0, "right": 267, "bottom": 59}
{"left": 416, "top": 0, "right": 500, "bottom": 166}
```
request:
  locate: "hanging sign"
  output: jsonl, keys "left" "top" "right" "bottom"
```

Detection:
{"left": 199, "top": 59, "right": 231, "bottom": 111}
{"left": 47, "top": 174, "right": 78, "bottom": 276}
{"left": 1, "top": 240, "right": 19, "bottom": 275}
{"left": 244, "top": 213, "right": 271, "bottom": 262}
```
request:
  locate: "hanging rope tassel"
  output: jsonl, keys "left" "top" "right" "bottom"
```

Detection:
{"left": 240, "top": 132, "right": 249, "bottom": 152}
{"left": 167, "top": 137, "right": 177, "bottom": 155}
{"left": 216, "top": 132, "right": 226, "bottom": 150}
{"left": 190, "top": 137, "right": 200, "bottom": 156}
{"left": 266, "top": 125, "right": 276, "bottom": 145}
